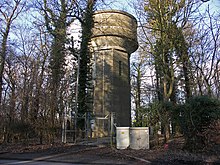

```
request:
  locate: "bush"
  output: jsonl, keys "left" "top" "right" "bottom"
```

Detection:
{"left": 177, "top": 96, "right": 220, "bottom": 151}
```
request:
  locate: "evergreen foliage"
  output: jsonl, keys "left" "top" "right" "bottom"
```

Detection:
{"left": 176, "top": 96, "right": 220, "bottom": 151}
{"left": 78, "top": 0, "right": 96, "bottom": 130}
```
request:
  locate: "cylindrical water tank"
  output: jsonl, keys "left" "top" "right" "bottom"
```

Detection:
{"left": 130, "top": 127, "right": 149, "bottom": 149}
{"left": 92, "top": 10, "right": 138, "bottom": 54}
{"left": 116, "top": 127, "right": 130, "bottom": 149}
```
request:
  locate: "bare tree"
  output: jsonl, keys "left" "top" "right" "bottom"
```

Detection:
{"left": 190, "top": 6, "right": 220, "bottom": 97}
{"left": 0, "top": 0, "right": 26, "bottom": 106}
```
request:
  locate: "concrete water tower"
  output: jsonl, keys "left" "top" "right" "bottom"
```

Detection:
{"left": 91, "top": 10, "right": 138, "bottom": 128}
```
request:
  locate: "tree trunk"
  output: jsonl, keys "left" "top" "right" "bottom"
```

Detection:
{"left": 78, "top": 0, "right": 96, "bottom": 131}
{"left": 0, "top": 32, "right": 9, "bottom": 105}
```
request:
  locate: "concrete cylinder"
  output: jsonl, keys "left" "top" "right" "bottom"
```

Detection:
{"left": 92, "top": 10, "right": 138, "bottom": 54}
{"left": 91, "top": 10, "right": 138, "bottom": 130}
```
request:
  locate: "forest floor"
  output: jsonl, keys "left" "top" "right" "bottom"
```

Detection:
{"left": 0, "top": 136, "right": 220, "bottom": 164}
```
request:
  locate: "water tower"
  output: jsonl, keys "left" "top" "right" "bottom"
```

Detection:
{"left": 91, "top": 10, "right": 138, "bottom": 130}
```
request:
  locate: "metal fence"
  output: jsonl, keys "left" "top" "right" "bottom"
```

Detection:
{"left": 62, "top": 112, "right": 115, "bottom": 145}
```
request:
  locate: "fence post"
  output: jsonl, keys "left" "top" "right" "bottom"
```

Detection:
{"left": 110, "top": 112, "right": 114, "bottom": 147}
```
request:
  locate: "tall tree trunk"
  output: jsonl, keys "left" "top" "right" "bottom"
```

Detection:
{"left": 0, "top": 33, "right": 8, "bottom": 105}
{"left": 78, "top": 0, "right": 96, "bottom": 130}
{"left": 43, "top": 0, "right": 69, "bottom": 142}
{"left": 0, "top": 0, "right": 24, "bottom": 106}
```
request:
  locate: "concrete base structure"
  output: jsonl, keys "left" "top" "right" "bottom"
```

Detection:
{"left": 130, "top": 127, "right": 149, "bottom": 149}
{"left": 91, "top": 10, "right": 138, "bottom": 129}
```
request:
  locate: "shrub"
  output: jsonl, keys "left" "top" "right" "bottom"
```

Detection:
{"left": 177, "top": 96, "right": 220, "bottom": 151}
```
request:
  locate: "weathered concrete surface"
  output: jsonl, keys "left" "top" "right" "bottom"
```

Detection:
{"left": 91, "top": 10, "right": 138, "bottom": 129}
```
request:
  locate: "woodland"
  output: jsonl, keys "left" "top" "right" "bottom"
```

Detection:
{"left": 0, "top": 0, "right": 219, "bottom": 152}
